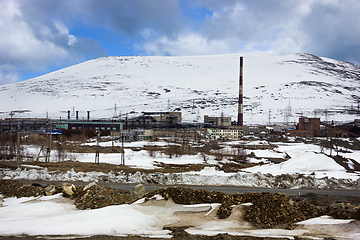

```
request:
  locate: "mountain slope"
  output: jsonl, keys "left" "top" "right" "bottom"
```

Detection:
{"left": 1, "top": 52, "right": 360, "bottom": 124}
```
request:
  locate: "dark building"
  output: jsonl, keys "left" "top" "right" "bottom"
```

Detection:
{"left": 204, "top": 115, "right": 231, "bottom": 127}
{"left": 125, "top": 112, "right": 181, "bottom": 129}
{"left": 289, "top": 118, "right": 320, "bottom": 138}
{"left": 55, "top": 120, "right": 123, "bottom": 131}
{"left": 0, "top": 118, "right": 49, "bottom": 133}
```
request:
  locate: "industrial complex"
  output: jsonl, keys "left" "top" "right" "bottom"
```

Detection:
{"left": 1, "top": 56, "right": 359, "bottom": 141}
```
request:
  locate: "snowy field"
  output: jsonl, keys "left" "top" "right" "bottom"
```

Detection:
{"left": 0, "top": 192, "right": 359, "bottom": 239}
{"left": 1, "top": 138, "right": 360, "bottom": 238}
{"left": 1, "top": 138, "right": 359, "bottom": 189}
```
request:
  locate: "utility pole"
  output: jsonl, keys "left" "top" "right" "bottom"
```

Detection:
{"left": 83, "top": 118, "right": 85, "bottom": 146}
{"left": 113, "top": 103, "right": 117, "bottom": 118}
{"left": 95, "top": 131, "right": 100, "bottom": 164}
{"left": 46, "top": 121, "right": 52, "bottom": 162}
{"left": 10, "top": 111, "right": 14, "bottom": 153}
{"left": 16, "top": 125, "right": 21, "bottom": 168}
{"left": 268, "top": 109, "right": 271, "bottom": 126}
{"left": 121, "top": 131, "right": 125, "bottom": 166}
{"left": 10, "top": 111, "right": 14, "bottom": 133}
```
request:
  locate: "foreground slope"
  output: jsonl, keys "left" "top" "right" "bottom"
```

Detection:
{"left": 1, "top": 53, "right": 360, "bottom": 124}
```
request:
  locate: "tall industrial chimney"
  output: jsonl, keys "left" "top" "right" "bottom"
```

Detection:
{"left": 238, "top": 57, "right": 243, "bottom": 126}
{"left": 67, "top": 110, "right": 70, "bottom": 120}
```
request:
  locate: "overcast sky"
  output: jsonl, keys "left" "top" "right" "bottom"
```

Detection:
{"left": 1, "top": 0, "right": 360, "bottom": 85}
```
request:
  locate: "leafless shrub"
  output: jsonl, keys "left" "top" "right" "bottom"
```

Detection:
{"left": 214, "top": 148, "right": 224, "bottom": 161}
{"left": 147, "top": 148, "right": 158, "bottom": 158}
{"left": 164, "top": 144, "right": 182, "bottom": 158}
{"left": 231, "top": 148, "right": 247, "bottom": 163}
{"left": 201, "top": 151, "right": 208, "bottom": 164}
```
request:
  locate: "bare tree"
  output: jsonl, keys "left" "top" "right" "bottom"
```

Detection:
{"left": 231, "top": 148, "right": 247, "bottom": 163}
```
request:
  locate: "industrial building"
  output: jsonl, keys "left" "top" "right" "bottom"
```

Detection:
{"left": 55, "top": 120, "right": 123, "bottom": 131}
{"left": 204, "top": 115, "right": 231, "bottom": 127}
{"left": 289, "top": 118, "right": 360, "bottom": 138}
{"left": 111, "top": 129, "right": 153, "bottom": 141}
{"left": 289, "top": 118, "right": 320, "bottom": 138}
{"left": 206, "top": 127, "right": 243, "bottom": 140}
{"left": 0, "top": 118, "right": 49, "bottom": 133}
{"left": 124, "top": 112, "right": 181, "bottom": 129}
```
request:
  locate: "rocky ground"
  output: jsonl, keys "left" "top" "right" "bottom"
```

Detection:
{"left": 1, "top": 179, "right": 360, "bottom": 240}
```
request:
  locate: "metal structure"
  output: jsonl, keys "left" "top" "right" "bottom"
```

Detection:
{"left": 16, "top": 125, "right": 21, "bottom": 168}
{"left": 121, "top": 132, "right": 125, "bottom": 165}
{"left": 45, "top": 122, "right": 52, "bottom": 162}
{"left": 238, "top": 57, "right": 244, "bottom": 126}
{"left": 95, "top": 131, "right": 100, "bottom": 164}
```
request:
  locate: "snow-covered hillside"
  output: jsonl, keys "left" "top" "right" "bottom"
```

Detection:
{"left": 1, "top": 53, "right": 360, "bottom": 124}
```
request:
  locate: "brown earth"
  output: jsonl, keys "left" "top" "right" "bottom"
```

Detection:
{"left": 0, "top": 159, "right": 256, "bottom": 175}
{"left": 0, "top": 234, "right": 301, "bottom": 240}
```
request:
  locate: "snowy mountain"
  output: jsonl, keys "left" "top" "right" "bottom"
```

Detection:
{"left": 1, "top": 52, "right": 360, "bottom": 125}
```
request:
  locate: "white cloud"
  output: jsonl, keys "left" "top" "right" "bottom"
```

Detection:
{"left": 0, "top": 63, "right": 19, "bottom": 85}
{"left": 1, "top": 0, "right": 360, "bottom": 84}
{"left": 139, "top": 0, "right": 360, "bottom": 64}
{"left": 0, "top": 0, "right": 98, "bottom": 84}
{"left": 54, "top": 21, "right": 77, "bottom": 46}
{"left": 142, "top": 33, "right": 232, "bottom": 56}
{"left": 0, "top": 0, "right": 73, "bottom": 80}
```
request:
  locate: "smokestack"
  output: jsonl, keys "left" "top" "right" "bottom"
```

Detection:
{"left": 87, "top": 111, "right": 90, "bottom": 121}
{"left": 76, "top": 111, "right": 79, "bottom": 120}
{"left": 67, "top": 110, "right": 70, "bottom": 120}
{"left": 238, "top": 57, "right": 243, "bottom": 126}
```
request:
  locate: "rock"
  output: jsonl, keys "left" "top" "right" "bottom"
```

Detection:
{"left": 83, "top": 182, "right": 97, "bottom": 191}
{"left": 133, "top": 184, "right": 145, "bottom": 197}
{"left": 44, "top": 184, "right": 56, "bottom": 196}
{"left": 74, "top": 184, "right": 139, "bottom": 210}
{"left": 61, "top": 183, "right": 76, "bottom": 196}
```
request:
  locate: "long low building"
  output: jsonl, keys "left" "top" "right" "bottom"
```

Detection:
{"left": 206, "top": 128, "right": 243, "bottom": 139}
{"left": 0, "top": 118, "right": 49, "bottom": 132}
{"left": 206, "top": 125, "right": 271, "bottom": 139}
{"left": 55, "top": 120, "right": 123, "bottom": 131}
{"left": 111, "top": 129, "right": 153, "bottom": 141}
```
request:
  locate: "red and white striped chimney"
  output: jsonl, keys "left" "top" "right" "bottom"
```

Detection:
{"left": 238, "top": 57, "right": 243, "bottom": 126}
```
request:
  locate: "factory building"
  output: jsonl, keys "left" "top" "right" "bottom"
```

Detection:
{"left": 55, "top": 120, "right": 123, "bottom": 131}
{"left": 206, "top": 127, "right": 243, "bottom": 140}
{"left": 289, "top": 118, "right": 320, "bottom": 138}
{"left": 125, "top": 112, "right": 181, "bottom": 129}
{"left": 204, "top": 115, "right": 231, "bottom": 127}
{"left": 111, "top": 129, "right": 153, "bottom": 141}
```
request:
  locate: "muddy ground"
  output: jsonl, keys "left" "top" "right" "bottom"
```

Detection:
{"left": 1, "top": 179, "right": 360, "bottom": 240}
{"left": 0, "top": 234, "right": 300, "bottom": 240}
{"left": 0, "top": 158, "right": 257, "bottom": 175}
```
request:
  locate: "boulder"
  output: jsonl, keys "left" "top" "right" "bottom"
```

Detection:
{"left": 133, "top": 184, "right": 145, "bottom": 197}
{"left": 61, "top": 183, "right": 76, "bottom": 196}
{"left": 44, "top": 184, "right": 56, "bottom": 196}
{"left": 83, "top": 182, "right": 97, "bottom": 191}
